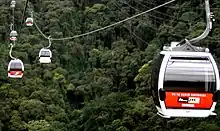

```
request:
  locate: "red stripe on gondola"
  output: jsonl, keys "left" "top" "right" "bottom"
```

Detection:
{"left": 9, "top": 71, "right": 23, "bottom": 75}
{"left": 165, "top": 92, "right": 213, "bottom": 109}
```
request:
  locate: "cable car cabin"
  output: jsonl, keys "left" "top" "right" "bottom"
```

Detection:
{"left": 25, "top": 18, "right": 33, "bottom": 26}
{"left": 9, "top": 30, "right": 18, "bottom": 41}
{"left": 10, "top": 0, "right": 16, "bottom": 8}
{"left": 39, "top": 48, "right": 52, "bottom": 63}
{"left": 8, "top": 59, "right": 24, "bottom": 78}
{"left": 151, "top": 51, "right": 220, "bottom": 118}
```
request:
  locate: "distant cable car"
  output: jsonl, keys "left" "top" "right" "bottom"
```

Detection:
{"left": 8, "top": 59, "right": 24, "bottom": 78}
{"left": 25, "top": 17, "right": 33, "bottom": 26}
{"left": 39, "top": 48, "right": 52, "bottom": 63}
{"left": 9, "top": 30, "right": 17, "bottom": 41}
{"left": 10, "top": 0, "right": 16, "bottom": 8}
{"left": 151, "top": 49, "right": 220, "bottom": 118}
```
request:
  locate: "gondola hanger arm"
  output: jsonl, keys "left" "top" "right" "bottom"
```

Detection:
{"left": 45, "top": 36, "right": 52, "bottom": 49}
{"left": 189, "top": 0, "right": 214, "bottom": 44}
{"left": 10, "top": 23, "right": 13, "bottom": 31}
{"left": 9, "top": 43, "right": 16, "bottom": 60}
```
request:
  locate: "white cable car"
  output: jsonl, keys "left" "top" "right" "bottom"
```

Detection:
{"left": 10, "top": 0, "right": 16, "bottom": 8}
{"left": 39, "top": 48, "right": 52, "bottom": 63}
{"left": 9, "top": 30, "right": 17, "bottom": 41}
{"left": 8, "top": 59, "right": 24, "bottom": 78}
{"left": 151, "top": 46, "right": 220, "bottom": 118}
{"left": 25, "top": 17, "right": 33, "bottom": 26}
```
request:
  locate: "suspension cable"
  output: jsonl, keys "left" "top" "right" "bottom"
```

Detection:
{"left": 10, "top": 0, "right": 16, "bottom": 47}
{"left": 34, "top": 22, "right": 48, "bottom": 39}
{"left": 119, "top": 0, "right": 186, "bottom": 23}
{"left": 9, "top": 0, "right": 17, "bottom": 58}
{"left": 18, "top": 0, "right": 29, "bottom": 36}
{"left": 34, "top": 0, "right": 176, "bottom": 41}
{"left": 105, "top": 2, "right": 149, "bottom": 44}
{"left": 12, "top": 9, "right": 14, "bottom": 30}
{"left": 20, "top": 0, "right": 29, "bottom": 26}
{"left": 11, "top": 0, "right": 15, "bottom": 31}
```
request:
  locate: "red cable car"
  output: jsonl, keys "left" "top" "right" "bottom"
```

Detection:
{"left": 9, "top": 30, "right": 17, "bottom": 41}
{"left": 151, "top": 48, "right": 220, "bottom": 118}
{"left": 8, "top": 59, "right": 24, "bottom": 78}
{"left": 25, "top": 17, "right": 33, "bottom": 26}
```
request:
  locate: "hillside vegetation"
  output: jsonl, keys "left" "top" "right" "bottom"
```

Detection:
{"left": 1, "top": 0, "right": 220, "bottom": 130}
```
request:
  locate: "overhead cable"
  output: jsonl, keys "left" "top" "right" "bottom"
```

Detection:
{"left": 106, "top": 2, "right": 150, "bottom": 44}
{"left": 34, "top": 0, "right": 176, "bottom": 41}
{"left": 18, "top": 0, "right": 29, "bottom": 34}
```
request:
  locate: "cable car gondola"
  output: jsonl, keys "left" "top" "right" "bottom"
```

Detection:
{"left": 150, "top": 0, "right": 220, "bottom": 118}
{"left": 151, "top": 42, "right": 220, "bottom": 118}
{"left": 39, "top": 48, "right": 52, "bottom": 63}
{"left": 8, "top": 59, "right": 24, "bottom": 78}
{"left": 25, "top": 17, "right": 33, "bottom": 26}
{"left": 9, "top": 30, "right": 17, "bottom": 41}
{"left": 10, "top": 0, "right": 16, "bottom": 8}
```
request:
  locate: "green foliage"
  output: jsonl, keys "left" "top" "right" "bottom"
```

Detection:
{"left": 25, "top": 120, "right": 50, "bottom": 131}
{"left": 0, "top": 0, "right": 220, "bottom": 130}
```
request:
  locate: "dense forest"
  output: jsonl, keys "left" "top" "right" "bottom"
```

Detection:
{"left": 1, "top": 0, "right": 220, "bottom": 130}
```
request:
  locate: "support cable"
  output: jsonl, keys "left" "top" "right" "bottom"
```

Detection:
{"left": 9, "top": 0, "right": 17, "bottom": 59}
{"left": 106, "top": 2, "right": 149, "bottom": 44}
{"left": 18, "top": 0, "right": 29, "bottom": 35}
{"left": 20, "top": 0, "right": 29, "bottom": 26}
{"left": 34, "top": 0, "right": 176, "bottom": 41}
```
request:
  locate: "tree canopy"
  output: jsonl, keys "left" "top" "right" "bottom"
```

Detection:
{"left": 1, "top": 0, "right": 220, "bottom": 130}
